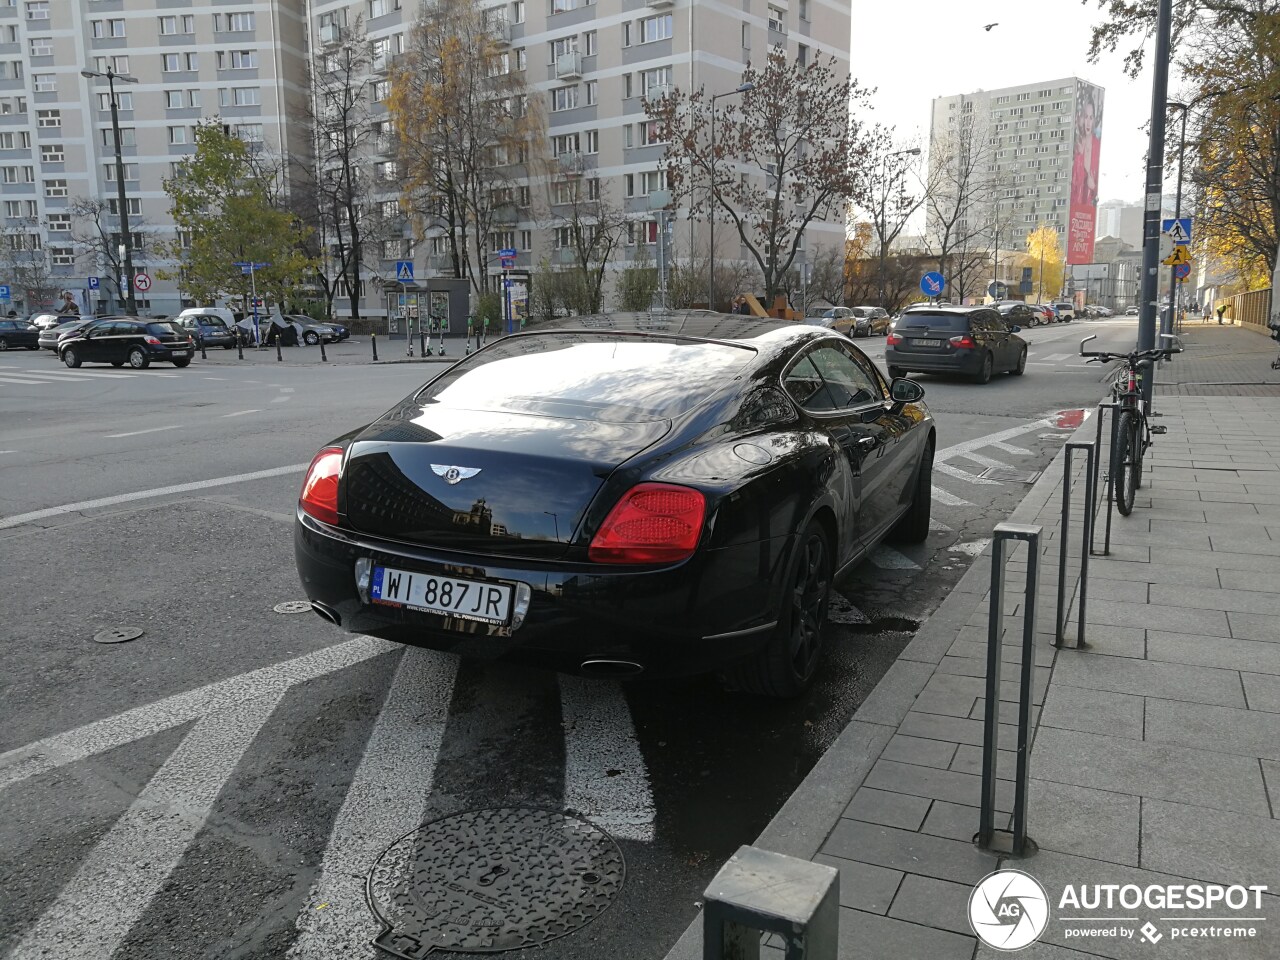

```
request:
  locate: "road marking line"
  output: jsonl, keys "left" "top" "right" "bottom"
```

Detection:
{"left": 952, "top": 451, "right": 1009, "bottom": 470}
{"left": 950, "top": 539, "right": 993, "bottom": 557}
{"left": 203, "top": 377, "right": 229, "bottom": 381}
{"left": 989, "top": 441, "right": 1032, "bottom": 455}
{"left": 0, "top": 462, "right": 309, "bottom": 530}
{"left": 220, "top": 409, "right": 261, "bottom": 418}
{"left": 560, "top": 676, "right": 656, "bottom": 843}
{"left": 288, "top": 648, "right": 457, "bottom": 960}
{"left": 0, "top": 635, "right": 396, "bottom": 791}
{"left": 6, "top": 693, "right": 287, "bottom": 960}
{"left": 935, "top": 461, "right": 1001, "bottom": 485}
{"left": 0, "top": 375, "right": 52, "bottom": 385}
{"left": 0, "top": 366, "right": 138, "bottom": 380}
{"left": 869, "top": 545, "right": 921, "bottom": 570}
{"left": 929, "top": 518, "right": 952, "bottom": 532}
{"left": 272, "top": 395, "right": 292, "bottom": 403}
{"left": 935, "top": 417, "right": 1052, "bottom": 463}
{"left": 104, "top": 425, "right": 182, "bottom": 438}
{"left": 931, "top": 485, "right": 971, "bottom": 506}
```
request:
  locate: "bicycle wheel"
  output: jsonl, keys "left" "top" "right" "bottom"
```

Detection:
{"left": 1112, "top": 411, "right": 1140, "bottom": 516}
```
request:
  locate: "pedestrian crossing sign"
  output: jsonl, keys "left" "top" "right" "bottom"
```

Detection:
{"left": 1162, "top": 246, "right": 1191, "bottom": 267}
{"left": 395, "top": 260, "right": 414, "bottom": 282}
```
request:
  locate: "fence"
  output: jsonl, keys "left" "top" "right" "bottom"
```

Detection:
{"left": 1215, "top": 288, "right": 1271, "bottom": 331}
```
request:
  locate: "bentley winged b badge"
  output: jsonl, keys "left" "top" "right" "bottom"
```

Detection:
{"left": 431, "top": 464, "right": 482, "bottom": 485}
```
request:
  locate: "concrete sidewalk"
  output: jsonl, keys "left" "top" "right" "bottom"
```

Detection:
{"left": 665, "top": 325, "right": 1280, "bottom": 959}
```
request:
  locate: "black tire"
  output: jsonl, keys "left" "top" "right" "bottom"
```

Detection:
{"left": 1012, "top": 347, "right": 1027, "bottom": 376}
{"left": 0, "top": 338, "right": 7, "bottom": 351}
{"left": 974, "top": 352, "right": 993, "bottom": 384}
{"left": 1113, "top": 411, "right": 1140, "bottom": 516}
{"left": 173, "top": 358, "right": 191, "bottom": 368}
{"left": 62, "top": 347, "right": 81, "bottom": 368}
{"left": 724, "top": 520, "right": 833, "bottom": 698}
{"left": 110, "top": 360, "right": 124, "bottom": 367}
{"left": 222, "top": 344, "right": 235, "bottom": 350}
{"left": 26, "top": 344, "right": 38, "bottom": 350}
{"left": 890, "top": 438, "right": 934, "bottom": 544}
{"left": 887, "top": 365, "right": 906, "bottom": 379}
{"left": 127, "top": 346, "right": 150, "bottom": 370}
{"left": 304, "top": 331, "right": 319, "bottom": 345}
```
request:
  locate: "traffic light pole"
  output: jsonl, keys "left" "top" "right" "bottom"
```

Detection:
{"left": 1137, "top": 0, "right": 1174, "bottom": 412}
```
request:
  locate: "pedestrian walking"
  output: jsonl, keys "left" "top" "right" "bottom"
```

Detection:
{"left": 1216, "top": 304, "right": 1227, "bottom": 325}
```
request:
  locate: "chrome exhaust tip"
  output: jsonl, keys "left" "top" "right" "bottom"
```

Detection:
{"left": 579, "top": 659, "right": 644, "bottom": 678}
{"left": 310, "top": 601, "right": 342, "bottom": 626}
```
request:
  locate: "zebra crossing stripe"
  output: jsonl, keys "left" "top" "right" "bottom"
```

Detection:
{"left": 288, "top": 648, "right": 457, "bottom": 960}
{"left": 931, "top": 485, "right": 970, "bottom": 506}
{"left": 7, "top": 691, "right": 288, "bottom": 960}
{"left": 935, "top": 461, "right": 1000, "bottom": 485}
{"left": 560, "top": 676, "right": 656, "bottom": 842}
{"left": 989, "top": 441, "right": 1032, "bottom": 455}
{"left": 0, "top": 375, "right": 51, "bottom": 385}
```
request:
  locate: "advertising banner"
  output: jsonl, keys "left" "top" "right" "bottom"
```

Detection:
{"left": 1067, "top": 81, "right": 1104, "bottom": 264}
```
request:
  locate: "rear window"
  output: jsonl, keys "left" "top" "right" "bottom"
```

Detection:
{"left": 895, "top": 312, "right": 971, "bottom": 331}
{"left": 199, "top": 317, "right": 228, "bottom": 329}
{"left": 146, "top": 322, "right": 183, "bottom": 337}
{"left": 416, "top": 333, "right": 756, "bottom": 422}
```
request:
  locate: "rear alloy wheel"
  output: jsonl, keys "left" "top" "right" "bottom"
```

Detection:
{"left": 887, "top": 366, "right": 906, "bottom": 379}
{"left": 890, "top": 439, "right": 934, "bottom": 544}
{"left": 62, "top": 347, "right": 81, "bottom": 368}
{"left": 974, "top": 352, "right": 993, "bottom": 384}
{"left": 304, "top": 331, "right": 320, "bottom": 346}
{"left": 1012, "top": 347, "right": 1027, "bottom": 376}
{"left": 127, "top": 346, "right": 150, "bottom": 369}
{"left": 0, "top": 338, "right": 7, "bottom": 351}
{"left": 724, "top": 520, "right": 833, "bottom": 698}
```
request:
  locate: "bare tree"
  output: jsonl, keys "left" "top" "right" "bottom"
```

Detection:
{"left": 390, "top": 0, "right": 540, "bottom": 298}
{"left": 0, "top": 220, "right": 57, "bottom": 313}
{"left": 923, "top": 109, "right": 1000, "bottom": 302}
{"left": 538, "top": 158, "right": 629, "bottom": 314}
{"left": 69, "top": 197, "right": 149, "bottom": 312}
{"left": 862, "top": 140, "right": 925, "bottom": 308}
{"left": 650, "top": 49, "right": 885, "bottom": 307}
{"left": 804, "top": 244, "right": 848, "bottom": 308}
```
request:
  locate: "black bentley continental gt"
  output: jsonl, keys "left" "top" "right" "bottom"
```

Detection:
{"left": 295, "top": 313, "right": 935, "bottom": 697}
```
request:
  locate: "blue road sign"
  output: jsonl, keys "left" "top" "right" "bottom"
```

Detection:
{"left": 504, "top": 279, "right": 513, "bottom": 289}
{"left": 920, "top": 272, "right": 945, "bottom": 297}
{"left": 395, "top": 260, "right": 414, "bottom": 282}
{"left": 0, "top": 284, "right": 9, "bottom": 300}
{"left": 1162, "top": 218, "right": 1192, "bottom": 245}
{"left": 498, "top": 248, "right": 518, "bottom": 258}
{"left": 1020, "top": 279, "right": 1034, "bottom": 295}
{"left": 987, "top": 280, "right": 1008, "bottom": 300}
{"left": 87, "top": 276, "right": 100, "bottom": 290}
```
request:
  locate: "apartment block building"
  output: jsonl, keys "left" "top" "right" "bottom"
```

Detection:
{"left": 928, "top": 76, "right": 1106, "bottom": 276}
{"left": 0, "top": 0, "right": 306, "bottom": 315}
{"left": 0, "top": 0, "right": 849, "bottom": 318}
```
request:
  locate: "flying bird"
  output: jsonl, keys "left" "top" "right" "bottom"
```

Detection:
{"left": 984, "top": 22, "right": 999, "bottom": 31}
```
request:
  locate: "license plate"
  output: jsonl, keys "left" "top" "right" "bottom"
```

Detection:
{"left": 174, "top": 350, "right": 190, "bottom": 357}
{"left": 912, "top": 338, "right": 943, "bottom": 347}
{"left": 371, "top": 565, "right": 512, "bottom": 624}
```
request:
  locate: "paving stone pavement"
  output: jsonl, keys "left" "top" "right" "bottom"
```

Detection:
{"left": 665, "top": 334, "right": 1280, "bottom": 959}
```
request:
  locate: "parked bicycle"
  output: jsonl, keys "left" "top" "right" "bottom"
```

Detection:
{"left": 1079, "top": 333, "right": 1182, "bottom": 516}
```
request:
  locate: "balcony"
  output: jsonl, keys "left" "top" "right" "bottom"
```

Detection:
{"left": 318, "top": 23, "right": 340, "bottom": 45}
{"left": 643, "top": 83, "right": 672, "bottom": 103}
{"left": 491, "top": 20, "right": 512, "bottom": 45}
{"left": 554, "top": 246, "right": 578, "bottom": 264}
{"left": 647, "top": 0, "right": 675, "bottom": 7}
{"left": 555, "top": 51, "right": 582, "bottom": 80}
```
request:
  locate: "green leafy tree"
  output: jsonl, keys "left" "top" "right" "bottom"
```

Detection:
{"left": 161, "top": 124, "right": 314, "bottom": 311}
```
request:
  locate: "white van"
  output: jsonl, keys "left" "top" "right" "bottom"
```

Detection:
{"left": 1052, "top": 301, "right": 1076, "bottom": 322}
{"left": 176, "top": 306, "right": 238, "bottom": 328}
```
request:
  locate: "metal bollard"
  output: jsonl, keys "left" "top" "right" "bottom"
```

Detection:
{"left": 276, "top": 338, "right": 283, "bottom": 362}
{"left": 320, "top": 338, "right": 327, "bottom": 363}
{"left": 419, "top": 326, "right": 426, "bottom": 357}
{"left": 1056, "top": 441, "right": 1096, "bottom": 649}
{"left": 371, "top": 332, "right": 378, "bottom": 361}
{"left": 977, "top": 522, "right": 1042, "bottom": 857}
{"left": 702, "top": 846, "right": 838, "bottom": 960}
{"left": 199, "top": 339, "right": 207, "bottom": 360}
{"left": 236, "top": 332, "right": 244, "bottom": 360}
{"left": 1092, "top": 401, "right": 1121, "bottom": 556}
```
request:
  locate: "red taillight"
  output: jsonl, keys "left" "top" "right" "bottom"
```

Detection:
{"left": 949, "top": 334, "right": 977, "bottom": 349}
{"left": 588, "top": 482, "right": 707, "bottom": 564}
{"left": 300, "top": 446, "right": 344, "bottom": 525}
{"left": 145, "top": 335, "right": 162, "bottom": 345}
{"left": 886, "top": 332, "right": 903, "bottom": 346}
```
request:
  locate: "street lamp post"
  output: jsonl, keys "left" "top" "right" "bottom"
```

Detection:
{"left": 81, "top": 66, "right": 139, "bottom": 316}
{"left": 877, "top": 147, "right": 922, "bottom": 308}
{"left": 707, "top": 82, "right": 753, "bottom": 312}
{"left": 1163, "top": 100, "right": 1191, "bottom": 341}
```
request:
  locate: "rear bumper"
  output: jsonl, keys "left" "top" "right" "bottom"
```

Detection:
{"left": 884, "top": 346, "right": 984, "bottom": 374}
{"left": 294, "top": 510, "right": 793, "bottom": 676}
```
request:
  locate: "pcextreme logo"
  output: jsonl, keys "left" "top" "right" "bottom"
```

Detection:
{"left": 968, "top": 870, "right": 1269, "bottom": 951}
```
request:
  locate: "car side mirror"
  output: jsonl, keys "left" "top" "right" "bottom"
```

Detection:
{"left": 890, "top": 377, "right": 925, "bottom": 404}
{"left": 1011, "top": 325, "right": 1022, "bottom": 333}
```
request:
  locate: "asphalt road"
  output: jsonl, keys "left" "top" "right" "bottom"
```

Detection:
{"left": 0, "top": 317, "right": 1140, "bottom": 960}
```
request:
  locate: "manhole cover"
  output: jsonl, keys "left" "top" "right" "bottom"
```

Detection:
{"left": 93, "top": 627, "right": 143, "bottom": 644}
{"left": 978, "top": 467, "right": 1041, "bottom": 484}
{"left": 367, "top": 807, "right": 625, "bottom": 957}
{"left": 273, "top": 600, "right": 313, "bottom": 614}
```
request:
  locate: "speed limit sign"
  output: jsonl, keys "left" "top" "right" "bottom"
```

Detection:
{"left": 133, "top": 272, "right": 152, "bottom": 292}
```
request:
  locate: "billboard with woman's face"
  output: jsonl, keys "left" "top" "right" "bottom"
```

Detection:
{"left": 1068, "top": 81, "right": 1104, "bottom": 264}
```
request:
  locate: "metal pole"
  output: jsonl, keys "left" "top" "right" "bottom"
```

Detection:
{"left": 708, "top": 104, "right": 716, "bottom": 311}
{"left": 1163, "top": 104, "right": 1188, "bottom": 344}
{"left": 107, "top": 70, "right": 137, "bottom": 316}
{"left": 1138, "top": 0, "right": 1174, "bottom": 412}
{"left": 978, "top": 534, "right": 1006, "bottom": 850}
{"left": 250, "top": 264, "right": 260, "bottom": 348}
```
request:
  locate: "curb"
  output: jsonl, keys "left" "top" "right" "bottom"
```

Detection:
{"left": 661, "top": 414, "right": 1085, "bottom": 960}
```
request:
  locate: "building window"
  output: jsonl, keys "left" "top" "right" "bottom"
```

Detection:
{"left": 640, "top": 120, "right": 666, "bottom": 145}
{"left": 550, "top": 35, "right": 577, "bottom": 61}
{"left": 159, "top": 15, "right": 178, "bottom": 35}
{"left": 103, "top": 163, "right": 139, "bottom": 182}
{"left": 768, "top": 6, "right": 785, "bottom": 32}
{"left": 51, "top": 246, "right": 74, "bottom": 267}
{"left": 36, "top": 109, "right": 59, "bottom": 127}
{"left": 623, "top": 124, "right": 633, "bottom": 148}
{"left": 382, "top": 239, "right": 404, "bottom": 259}
{"left": 234, "top": 123, "right": 263, "bottom": 143}
{"left": 40, "top": 144, "right": 63, "bottom": 163}
{"left": 641, "top": 65, "right": 671, "bottom": 96}
{"left": 512, "top": 1, "right": 525, "bottom": 22}
{"left": 585, "top": 129, "right": 598, "bottom": 153}
{"left": 585, "top": 80, "right": 597, "bottom": 105}
{"left": 798, "top": 43, "right": 808, "bottom": 66}
{"left": 552, "top": 0, "right": 580, "bottom": 13}
{"left": 25, "top": 1, "right": 49, "bottom": 20}
{"left": 551, "top": 86, "right": 578, "bottom": 112}
{"left": 166, "top": 90, "right": 183, "bottom": 109}
{"left": 163, "top": 53, "right": 181, "bottom": 72}
{"left": 214, "top": 12, "right": 255, "bottom": 32}
{"left": 551, "top": 132, "right": 580, "bottom": 156}
{"left": 168, "top": 126, "right": 187, "bottom": 145}
{"left": 91, "top": 18, "right": 126, "bottom": 38}
{"left": 0, "top": 62, "right": 21, "bottom": 81}
{"left": 28, "top": 37, "right": 51, "bottom": 57}
{"left": 742, "top": 21, "right": 750, "bottom": 48}
{"left": 622, "top": 73, "right": 633, "bottom": 99}
{"left": 32, "top": 73, "right": 55, "bottom": 92}
{"left": 378, "top": 160, "right": 398, "bottom": 181}
{"left": 218, "top": 50, "right": 257, "bottom": 69}
{"left": 220, "top": 87, "right": 260, "bottom": 107}
{"left": 98, "top": 91, "right": 133, "bottom": 111}
{"left": 373, "top": 80, "right": 390, "bottom": 101}
{"left": 799, "top": 0, "right": 810, "bottom": 19}
{"left": 639, "top": 14, "right": 673, "bottom": 43}
{"left": 584, "top": 30, "right": 597, "bottom": 56}
{"left": 47, "top": 212, "right": 71, "bottom": 232}
{"left": 44, "top": 178, "right": 67, "bottom": 196}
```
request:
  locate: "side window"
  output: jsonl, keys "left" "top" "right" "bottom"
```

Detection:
{"left": 843, "top": 345, "right": 890, "bottom": 398}
{"left": 783, "top": 355, "right": 836, "bottom": 411}
{"left": 967, "top": 315, "right": 988, "bottom": 334}
{"left": 806, "top": 344, "right": 881, "bottom": 408}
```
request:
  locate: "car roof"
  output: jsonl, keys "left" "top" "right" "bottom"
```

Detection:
{"left": 902, "top": 304, "right": 994, "bottom": 315}
{"left": 530, "top": 311, "right": 830, "bottom": 356}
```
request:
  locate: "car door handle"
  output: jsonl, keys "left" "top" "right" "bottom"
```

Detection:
{"left": 854, "top": 436, "right": 877, "bottom": 451}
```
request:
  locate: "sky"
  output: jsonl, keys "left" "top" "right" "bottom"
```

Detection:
{"left": 851, "top": 0, "right": 1165, "bottom": 209}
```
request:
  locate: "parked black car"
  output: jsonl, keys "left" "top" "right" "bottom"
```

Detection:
{"left": 0, "top": 319, "right": 40, "bottom": 350}
{"left": 295, "top": 314, "right": 935, "bottom": 697}
{"left": 849, "top": 306, "right": 893, "bottom": 337}
{"left": 997, "top": 302, "right": 1039, "bottom": 329}
{"left": 173, "top": 314, "right": 237, "bottom": 349}
{"left": 59, "top": 318, "right": 196, "bottom": 369}
{"left": 885, "top": 305, "right": 1027, "bottom": 383}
